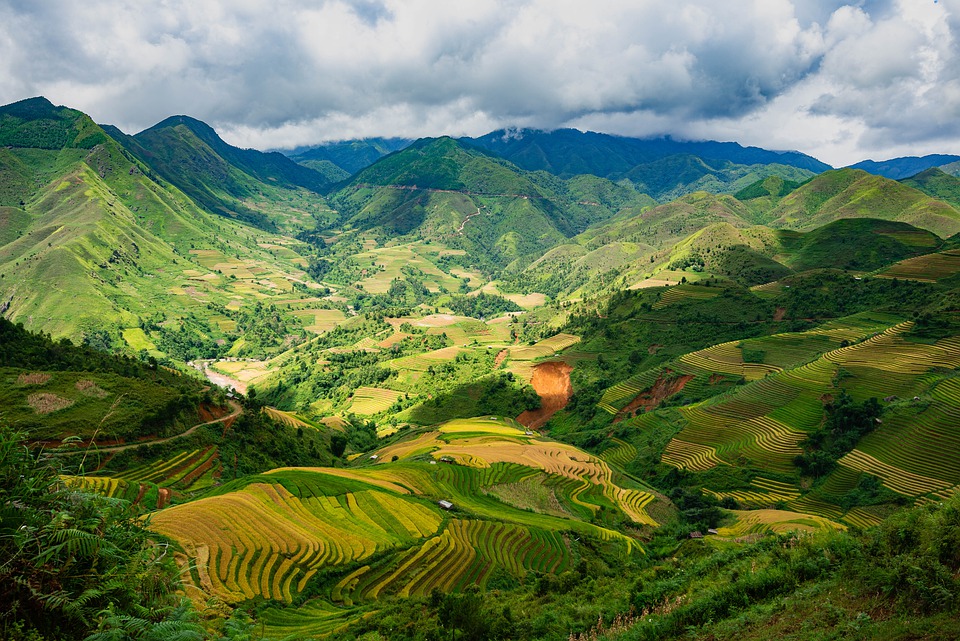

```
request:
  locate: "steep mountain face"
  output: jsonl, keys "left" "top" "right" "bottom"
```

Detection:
{"left": 462, "top": 128, "right": 829, "bottom": 199}
{"left": 289, "top": 137, "right": 412, "bottom": 175}
{"left": 765, "top": 168, "right": 960, "bottom": 237}
{"left": 107, "top": 116, "right": 336, "bottom": 231}
{"left": 328, "top": 137, "right": 650, "bottom": 267}
{"left": 848, "top": 154, "right": 960, "bottom": 180}
{"left": 0, "top": 98, "right": 317, "bottom": 347}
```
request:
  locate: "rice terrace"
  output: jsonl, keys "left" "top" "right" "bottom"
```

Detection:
{"left": 5, "top": 3, "right": 960, "bottom": 639}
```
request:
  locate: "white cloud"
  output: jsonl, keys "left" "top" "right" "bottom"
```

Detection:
{"left": 0, "top": 0, "right": 958, "bottom": 165}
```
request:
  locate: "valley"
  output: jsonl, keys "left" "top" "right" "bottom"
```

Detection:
{"left": 3, "top": 97, "right": 960, "bottom": 641}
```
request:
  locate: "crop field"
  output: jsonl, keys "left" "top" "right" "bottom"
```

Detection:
{"left": 334, "top": 519, "right": 570, "bottom": 605}
{"left": 715, "top": 509, "right": 844, "bottom": 538}
{"left": 290, "top": 308, "right": 346, "bottom": 334}
{"left": 372, "top": 418, "right": 659, "bottom": 527}
{"left": 598, "top": 437, "right": 638, "bottom": 467}
{"left": 703, "top": 476, "right": 801, "bottom": 507}
{"left": 113, "top": 447, "right": 218, "bottom": 489}
{"left": 121, "top": 327, "right": 159, "bottom": 353}
{"left": 260, "top": 600, "right": 369, "bottom": 640}
{"left": 262, "top": 407, "right": 317, "bottom": 430}
{"left": 877, "top": 249, "right": 960, "bottom": 281}
{"left": 386, "top": 346, "right": 465, "bottom": 372}
{"left": 678, "top": 340, "right": 782, "bottom": 381}
{"left": 652, "top": 283, "right": 721, "bottom": 310}
{"left": 348, "top": 387, "right": 404, "bottom": 415}
{"left": 63, "top": 475, "right": 136, "bottom": 500}
{"left": 150, "top": 478, "right": 443, "bottom": 603}
{"left": 597, "top": 368, "right": 665, "bottom": 414}
{"left": 830, "top": 377, "right": 960, "bottom": 500}
{"left": 659, "top": 318, "right": 960, "bottom": 489}
{"left": 507, "top": 333, "right": 581, "bottom": 361}
{"left": 351, "top": 243, "right": 465, "bottom": 294}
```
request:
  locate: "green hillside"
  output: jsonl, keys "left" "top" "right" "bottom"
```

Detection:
{"left": 624, "top": 154, "right": 815, "bottom": 202}
{"left": 768, "top": 168, "right": 960, "bottom": 237}
{"left": 0, "top": 99, "right": 333, "bottom": 357}
{"left": 901, "top": 167, "right": 960, "bottom": 209}
{"left": 327, "top": 137, "right": 650, "bottom": 269}
{"left": 108, "top": 116, "right": 336, "bottom": 232}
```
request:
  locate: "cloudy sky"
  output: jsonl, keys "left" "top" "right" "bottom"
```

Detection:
{"left": 0, "top": 0, "right": 956, "bottom": 166}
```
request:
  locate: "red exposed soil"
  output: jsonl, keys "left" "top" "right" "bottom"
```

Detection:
{"left": 614, "top": 373, "right": 694, "bottom": 422}
{"left": 157, "top": 488, "right": 171, "bottom": 509}
{"left": 494, "top": 349, "right": 508, "bottom": 369}
{"left": 197, "top": 403, "right": 230, "bottom": 422}
{"left": 133, "top": 483, "right": 147, "bottom": 506}
{"left": 517, "top": 361, "right": 574, "bottom": 429}
{"left": 773, "top": 307, "right": 786, "bottom": 321}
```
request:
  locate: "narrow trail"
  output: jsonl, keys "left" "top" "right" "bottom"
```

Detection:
{"left": 56, "top": 400, "right": 243, "bottom": 455}
{"left": 457, "top": 207, "right": 483, "bottom": 235}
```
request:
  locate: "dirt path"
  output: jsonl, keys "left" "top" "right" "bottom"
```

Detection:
{"left": 518, "top": 361, "right": 574, "bottom": 429}
{"left": 57, "top": 400, "right": 242, "bottom": 455}
{"left": 457, "top": 207, "right": 482, "bottom": 235}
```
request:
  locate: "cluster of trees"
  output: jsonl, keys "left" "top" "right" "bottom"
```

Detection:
{"left": 794, "top": 391, "right": 882, "bottom": 478}
{"left": 448, "top": 293, "right": 522, "bottom": 319}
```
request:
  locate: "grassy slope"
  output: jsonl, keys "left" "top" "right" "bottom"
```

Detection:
{"left": 0, "top": 101, "right": 324, "bottom": 349}
{"left": 109, "top": 118, "right": 335, "bottom": 233}
{"left": 768, "top": 168, "right": 960, "bottom": 237}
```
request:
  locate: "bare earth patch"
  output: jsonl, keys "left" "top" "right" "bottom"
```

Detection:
{"left": 518, "top": 361, "right": 574, "bottom": 429}
{"left": 28, "top": 393, "right": 74, "bottom": 414}
{"left": 615, "top": 373, "right": 695, "bottom": 422}
{"left": 17, "top": 372, "right": 51, "bottom": 385}
{"left": 75, "top": 379, "right": 109, "bottom": 398}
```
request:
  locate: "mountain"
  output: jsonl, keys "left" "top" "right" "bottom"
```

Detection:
{"left": 0, "top": 98, "right": 323, "bottom": 354}
{"left": 848, "top": 154, "right": 960, "bottom": 180}
{"left": 328, "top": 136, "right": 651, "bottom": 267}
{"left": 766, "top": 168, "right": 960, "bottom": 237}
{"left": 288, "top": 137, "right": 412, "bottom": 175}
{"left": 622, "top": 153, "right": 815, "bottom": 202}
{"left": 900, "top": 167, "right": 960, "bottom": 210}
{"left": 465, "top": 128, "right": 831, "bottom": 176}
{"left": 461, "top": 128, "right": 828, "bottom": 200}
{"left": 106, "top": 115, "right": 337, "bottom": 232}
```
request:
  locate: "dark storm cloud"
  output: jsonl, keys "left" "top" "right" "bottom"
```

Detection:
{"left": 0, "top": 0, "right": 957, "bottom": 165}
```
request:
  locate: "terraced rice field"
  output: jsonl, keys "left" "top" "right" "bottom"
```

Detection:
{"left": 877, "top": 249, "right": 960, "bottom": 281}
{"left": 387, "top": 346, "right": 465, "bottom": 372}
{"left": 652, "top": 284, "right": 721, "bottom": 310}
{"left": 597, "top": 369, "right": 664, "bottom": 414}
{"left": 661, "top": 317, "right": 960, "bottom": 485}
{"left": 703, "top": 477, "right": 800, "bottom": 506}
{"left": 263, "top": 407, "right": 316, "bottom": 430}
{"left": 334, "top": 519, "right": 570, "bottom": 605}
{"left": 113, "top": 447, "right": 218, "bottom": 488}
{"left": 348, "top": 387, "right": 403, "bottom": 415}
{"left": 599, "top": 438, "right": 638, "bottom": 467}
{"left": 678, "top": 340, "right": 781, "bottom": 381}
{"left": 715, "top": 509, "right": 844, "bottom": 537}
{"left": 260, "top": 599, "right": 369, "bottom": 639}
{"left": 150, "top": 478, "right": 442, "bottom": 603}
{"left": 62, "top": 475, "right": 134, "bottom": 500}
{"left": 508, "top": 333, "right": 581, "bottom": 361}
{"left": 375, "top": 419, "right": 659, "bottom": 527}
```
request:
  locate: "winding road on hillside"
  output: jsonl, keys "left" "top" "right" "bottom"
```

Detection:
{"left": 56, "top": 399, "right": 243, "bottom": 455}
{"left": 457, "top": 207, "right": 483, "bottom": 234}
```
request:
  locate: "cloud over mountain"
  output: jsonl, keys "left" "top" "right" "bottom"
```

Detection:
{"left": 0, "top": 0, "right": 956, "bottom": 165}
